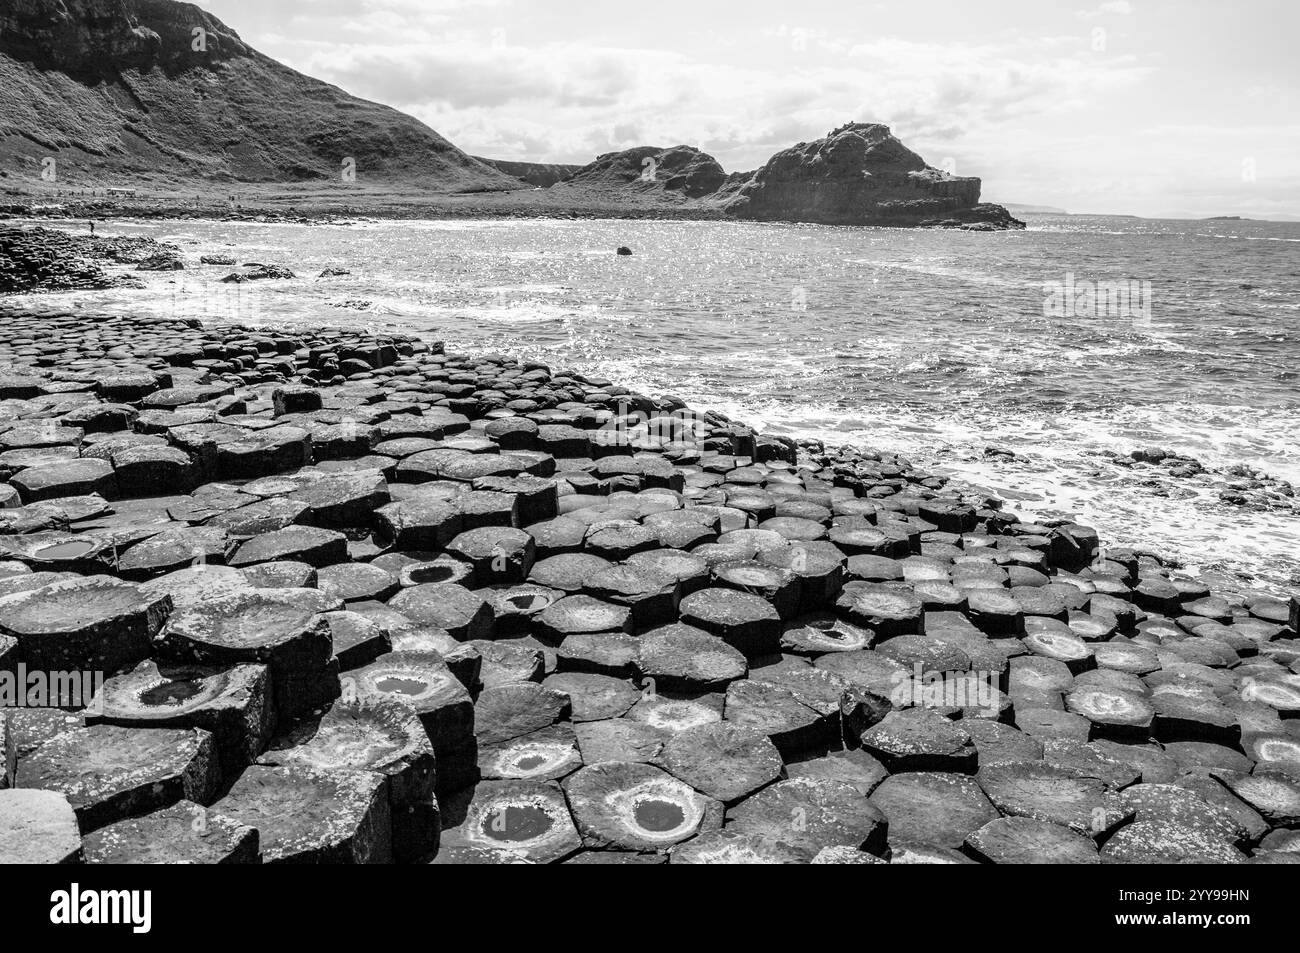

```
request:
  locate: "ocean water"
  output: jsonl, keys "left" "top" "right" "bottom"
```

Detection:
{"left": 15, "top": 213, "right": 1300, "bottom": 591}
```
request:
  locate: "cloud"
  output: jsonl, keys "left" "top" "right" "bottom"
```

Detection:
{"left": 1076, "top": 1, "right": 1135, "bottom": 19}
{"left": 202, "top": 0, "right": 1295, "bottom": 216}
{"left": 262, "top": 23, "right": 1149, "bottom": 178}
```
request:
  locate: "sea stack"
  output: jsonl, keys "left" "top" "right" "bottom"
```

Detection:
{"left": 724, "top": 123, "right": 1023, "bottom": 229}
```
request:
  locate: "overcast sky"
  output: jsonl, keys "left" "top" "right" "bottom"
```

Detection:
{"left": 200, "top": 0, "right": 1298, "bottom": 218}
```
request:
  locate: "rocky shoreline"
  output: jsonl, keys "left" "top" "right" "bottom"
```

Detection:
{"left": 0, "top": 298, "right": 1297, "bottom": 866}
{"left": 0, "top": 224, "right": 183, "bottom": 292}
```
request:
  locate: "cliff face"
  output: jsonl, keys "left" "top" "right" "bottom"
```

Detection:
{"left": 723, "top": 123, "right": 1020, "bottom": 227}
{"left": 0, "top": 0, "right": 518, "bottom": 190}
{"left": 0, "top": 0, "right": 245, "bottom": 73}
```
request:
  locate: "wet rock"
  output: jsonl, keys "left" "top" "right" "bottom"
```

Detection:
{"left": 398, "top": 554, "right": 477, "bottom": 590}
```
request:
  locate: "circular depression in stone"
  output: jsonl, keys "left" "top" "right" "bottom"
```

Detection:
{"left": 401, "top": 562, "right": 465, "bottom": 586}
{"left": 290, "top": 714, "right": 411, "bottom": 770}
{"left": 631, "top": 698, "right": 721, "bottom": 733}
{"left": 373, "top": 675, "right": 430, "bottom": 696}
{"left": 490, "top": 741, "right": 577, "bottom": 780}
{"left": 633, "top": 798, "right": 685, "bottom": 833}
{"left": 474, "top": 796, "right": 565, "bottom": 847}
{"left": 169, "top": 595, "right": 320, "bottom": 651}
{"left": 358, "top": 663, "right": 454, "bottom": 705}
{"left": 802, "top": 617, "right": 871, "bottom": 651}
{"left": 606, "top": 779, "right": 703, "bottom": 843}
{"left": 32, "top": 539, "right": 101, "bottom": 561}
{"left": 138, "top": 677, "right": 207, "bottom": 707}
{"left": 95, "top": 661, "right": 240, "bottom": 720}
{"left": 507, "top": 592, "right": 553, "bottom": 612}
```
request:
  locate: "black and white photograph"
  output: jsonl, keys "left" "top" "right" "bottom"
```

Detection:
{"left": 0, "top": 0, "right": 1294, "bottom": 914}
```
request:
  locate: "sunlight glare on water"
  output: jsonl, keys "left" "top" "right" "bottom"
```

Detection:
{"left": 26, "top": 213, "right": 1300, "bottom": 588}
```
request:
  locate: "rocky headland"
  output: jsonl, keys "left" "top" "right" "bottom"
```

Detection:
{"left": 0, "top": 294, "right": 1296, "bottom": 865}
{"left": 722, "top": 123, "right": 1022, "bottom": 229}
{"left": 1, "top": 2, "right": 1021, "bottom": 229}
